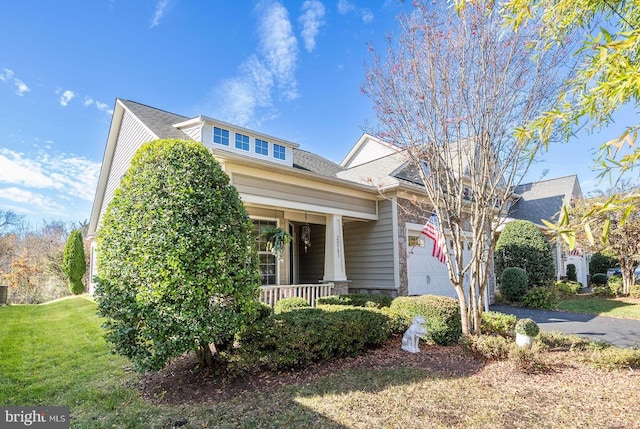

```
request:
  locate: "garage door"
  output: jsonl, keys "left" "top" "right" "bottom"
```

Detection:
{"left": 407, "top": 231, "right": 457, "bottom": 297}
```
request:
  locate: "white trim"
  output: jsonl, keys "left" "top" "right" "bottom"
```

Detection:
{"left": 240, "top": 194, "right": 379, "bottom": 221}
{"left": 391, "top": 196, "right": 401, "bottom": 290}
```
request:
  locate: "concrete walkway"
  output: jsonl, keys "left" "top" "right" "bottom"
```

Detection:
{"left": 489, "top": 304, "right": 640, "bottom": 348}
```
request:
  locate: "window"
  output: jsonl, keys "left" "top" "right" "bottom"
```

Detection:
{"left": 235, "top": 133, "right": 250, "bottom": 151}
{"left": 273, "top": 143, "right": 286, "bottom": 160}
{"left": 408, "top": 235, "right": 425, "bottom": 247}
{"left": 213, "top": 127, "right": 229, "bottom": 146}
{"left": 253, "top": 219, "right": 277, "bottom": 285}
{"left": 255, "top": 138, "right": 269, "bottom": 156}
{"left": 463, "top": 187, "right": 472, "bottom": 201}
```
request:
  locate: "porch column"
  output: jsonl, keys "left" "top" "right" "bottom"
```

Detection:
{"left": 323, "top": 214, "right": 347, "bottom": 282}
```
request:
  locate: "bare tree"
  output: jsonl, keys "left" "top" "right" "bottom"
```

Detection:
{"left": 0, "top": 210, "right": 23, "bottom": 232}
{"left": 363, "top": 1, "right": 580, "bottom": 334}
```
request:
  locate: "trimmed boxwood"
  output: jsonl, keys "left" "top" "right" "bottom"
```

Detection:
{"left": 316, "top": 293, "right": 393, "bottom": 308}
{"left": 389, "top": 295, "right": 462, "bottom": 345}
{"left": 273, "top": 297, "right": 310, "bottom": 314}
{"left": 591, "top": 273, "right": 608, "bottom": 286}
{"left": 236, "top": 306, "right": 390, "bottom": 370}
{"left": 481, "top": 311, "right": 517, "bottom": 337}
{"left": 500, "top": 267, "right": 528, "bottom": 302}
{"left": 555, "top": 280, "right": 582, "bottom": 297}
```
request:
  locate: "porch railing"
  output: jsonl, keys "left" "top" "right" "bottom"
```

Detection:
{"left": 259, "top": 283, "right": 334, "bottom": 308}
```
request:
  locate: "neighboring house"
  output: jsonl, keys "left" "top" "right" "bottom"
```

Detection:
{"left": 88, "top": 99, "right": 500, "bottom": 300}
{"left": 507, "top": 175, "right": 589, "bottom": 286}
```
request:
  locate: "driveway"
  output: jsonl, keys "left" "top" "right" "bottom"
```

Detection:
{"left": 489, "top": 304, "right": 640, "bottom": 348}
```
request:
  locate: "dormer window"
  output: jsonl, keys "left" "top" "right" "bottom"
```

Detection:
{"left": 214, "top": 127, "right": 229, "bottom": 146}
{"left": 255, "top": 138, "right": 269, "bottom": 156}
{"left": 235, "top": 133, "right": 250, "bottom": 151}
{"left": 273, "top": 143, "right": 286, "bottom": 160}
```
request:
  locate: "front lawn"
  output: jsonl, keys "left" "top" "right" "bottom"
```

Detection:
{"left": 1, "top": 297, "right": 640, "bottom": 428}
{"left": 557, "top": 296, "right": 640, "bottom": 319}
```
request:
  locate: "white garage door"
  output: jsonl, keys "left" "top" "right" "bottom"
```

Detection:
{"left": 407, "top": 230, "right": 471, "bottom": 298}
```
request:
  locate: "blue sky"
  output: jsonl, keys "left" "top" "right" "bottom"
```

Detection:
{"left": 0, "top": 1, "right": 636, "bottom": 227}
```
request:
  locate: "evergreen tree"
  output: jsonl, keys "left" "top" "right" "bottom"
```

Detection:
{"left": 62, "top": 229, "right": 86, "bottom": 294}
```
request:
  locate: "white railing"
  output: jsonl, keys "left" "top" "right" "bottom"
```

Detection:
{"left": 259, "top": 283, "right": 334, "bottom": 307}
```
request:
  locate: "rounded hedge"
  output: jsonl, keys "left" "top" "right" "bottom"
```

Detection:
{"left": 515, "top": 318, "right": 540, "bottom": 336}
{"left": 274, "top": 297, "right": 310, "bottom": 314}
{"left": 591, "top": 273, "right": 608, "bottom": 286}
{"left": 95, "top": 139, "right": 261, "bottom": 372}
{"left": 389, "top": 295, "right": 462, "bottom": 345}
{"left": 499, "top": 267, "right": 528, "bottom": 302}
{"left": 495, "top": 220, "right": 554, "bottom": 287}
{"left": 316, "top": 293, "right": 393, "bottom": 308}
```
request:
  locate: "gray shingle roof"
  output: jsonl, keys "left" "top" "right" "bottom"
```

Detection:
{"left": 119, "top": 99, "right": 192, "bottom": 140}
{"left": 293, "top": 149, "right": 345, "bottom": 177}
{"left": 509, "top": 175, "right": 582, "bottom": 225}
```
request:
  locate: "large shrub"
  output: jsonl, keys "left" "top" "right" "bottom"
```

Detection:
{"left": 555, "top": 280, "right": 582, "bottom": 297}
{"left": 62, "top": 229, "right": 86, "bottom": 295}
{"left": 499, "top": 267, "right": 528, "bottom": 302}
{"left": 389, "top": 295, "right": 462, "bottom": 345}
{"left": 95, "top": 139, "right": 261, "bottom": 373}
{"left": 316, "top": 293, "right": 393, "bottom": 308}
{"left": 589, "top": 251, "right": 619, "bottom": 277}
{"left": 236, "top": 306, "right": 390, "bottom": 370}
{"left": 494, "top": 220, "right": 555, "bottom": 287}
{"left": 524, "top": 286, "right": 558, "bottom": 309}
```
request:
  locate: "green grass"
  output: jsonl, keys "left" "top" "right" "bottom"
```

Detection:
{"left": 2, "top": 297, "right": 639, "bottom": 428}
{"left": 556, "top": 296, "right": 640, "bottom": 319}
{"left": 0, "top": 297, "right": 181, "bottom": 428}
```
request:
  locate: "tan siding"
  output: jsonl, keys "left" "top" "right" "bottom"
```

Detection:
{"left": 99, "top": 110, "right": 156, "bottom": 221}
{"left": 233, "top": 174, "right": 376, "bottom": 215}
{"left": 344, "top": 200, "right": 396, "bottom": 289}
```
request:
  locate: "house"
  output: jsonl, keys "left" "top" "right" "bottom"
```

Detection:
{"left": 507, "top": 175, "right": 589, "bottom": 286}
{"left": 88, "top": 99, "right": 494, "bottom": 301}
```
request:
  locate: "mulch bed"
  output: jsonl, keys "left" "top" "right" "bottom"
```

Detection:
{"left": 140, "top": 335, "right": 483, "bottom": 405}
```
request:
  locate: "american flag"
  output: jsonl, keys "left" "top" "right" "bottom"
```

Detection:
{"left": 421, "top": 213, "right": 447, "bottom": 264}
{"left": 568, "top": 248, "right": 583, "bottom": 257}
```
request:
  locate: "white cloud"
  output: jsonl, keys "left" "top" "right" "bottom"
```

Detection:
{"left": 150, "top": 0, "right": 170, "bottom": 28}
{"left": 0, "top": 68, "right": 30, "bottom": 96}
{"left": 337, "top": 0, "right": 354, "bottom": 14}
{"left": 0, "top": 187, "right": 64, "bottom": 214}
{"left": 0, "top": 148, "right": 100, "bottom": 202}
{"left": 361, "top": 8, "right": 373, "bottom": 23}
{"left": 336, "top": 1, "right": 373, "bottom": 23}
{"left": 85, "top": 97, "right": 113, "bottom": 114}
{"left": 95, "top": 101, "right": 113, "bottom": 114}
{"left": 59, "top": 90, "right": 75, "bottom": 107}
{"left": 258, "top": 0, "right": 299, "bottom": 101}
{"left": 299, "top": 1, "right": 326, "bottom": 52}
{"left": 210, "top": 1, "right": 299, "bottom": 127}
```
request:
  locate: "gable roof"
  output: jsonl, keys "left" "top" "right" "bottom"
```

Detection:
{"left": 509, "top": 175, "right": 583, "bottom": 225}
{"left": 118, "top": 99, "right": 192, "bottom": 140}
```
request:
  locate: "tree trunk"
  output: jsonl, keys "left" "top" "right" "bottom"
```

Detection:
{"left": 195, "top": 342, "right": 214, "bottom": 368}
